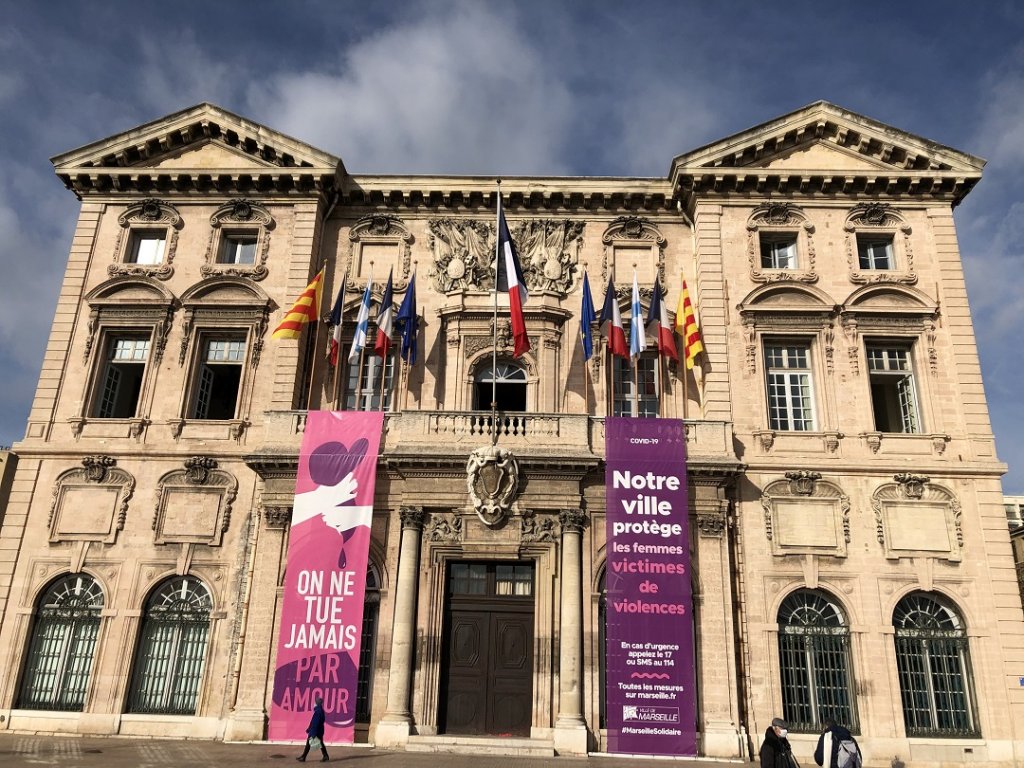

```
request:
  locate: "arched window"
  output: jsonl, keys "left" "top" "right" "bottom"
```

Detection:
{"left": 356, "top": 564, "right": 380, "bottom": 722}
{"left": 344, "top": 328, "right": 396, "bottom": 411}
{"left": 893, "top": 592, "right": 978, "bottom": 737}
{"left": 778, "top": 589, "right": 857, "bottom": 732}
{"left": 127, "top": 576, "right": 212, "bottom": 714}
{"left": 18, "top": 574, "right": 104, "bottom": 711}
{"left": 474, "top": 361, "right": 527, "bottom": 411}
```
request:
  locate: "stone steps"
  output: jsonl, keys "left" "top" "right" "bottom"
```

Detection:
{"left": 405, "top": 735, "right": 556, "bottom": 758}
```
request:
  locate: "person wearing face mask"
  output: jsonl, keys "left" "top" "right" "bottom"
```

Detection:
{"left": 760, "top": 716, "right": 797, "bottom": 768}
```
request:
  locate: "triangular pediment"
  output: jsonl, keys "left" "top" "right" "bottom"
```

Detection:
{"left": 52, "top": 102, "right": 341, "bottom": 175}
{"left": 672, "top": 100, "right": 984, "bottom": 178}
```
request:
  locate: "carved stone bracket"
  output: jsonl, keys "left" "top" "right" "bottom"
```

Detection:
{"left": 753, "top": 430, "right": 776, "bottom": 453}
{"left": 893, "top": 473, "right": 929, "bottom": 499}
{"left": 110, "top": 199, "right": 183, "bottom": 281}
{"left": 426, "top": 512, "right": 463, "bottom": 543}
{"left": 822, "top": 432, "right": 843, "bottom": 454}
{"left": 785, "top": 470, "right": 822, "bottom": 495}
{"left": 400, "top": 506, "right": 427, "bottom": 530}
{"left": 82, "top": 455, "right": 117, "bottom": 482}
{"left": 467, "top": 446, "right": 520, "bottom": 527}
{"left": 696, "top": 507, "right": 728, "bottom": 538}
{"left": 862, "top": 432, "right": 882, "bottom": 453}
{"left": 557, "top": 508, "right": 588, "bottom": 535}
{"left": 202, "top": 199, "right": 275, "bottom": 281}
{"left": 184, "top": 456, "right": 218, "bottom": 484}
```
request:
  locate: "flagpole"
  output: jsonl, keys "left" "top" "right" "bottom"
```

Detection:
{"left": 379, "top": 349, "right": 389, "bottom": 411}
{"left": 607, "top": 343, "right": 613, "bottom": 418}
{"left": 491, "top": 180, "right": 501, "bottom": 445}
{"left": 633, "top": 357, "right": 639, "bottom": 417}
{"left": 659, "top": 355, "right": 667, "bottom": 419}
{"left": 305, "top": 266, "right": 326, "bottom": 410}
{"left": 584, "top": 355, "right": 590, "bottom": 416}
{"left": 331, "top": 270, "right": 348, "bottom": 411}
{"left": 354, "top": 346, "right": 366, "bottom": 410}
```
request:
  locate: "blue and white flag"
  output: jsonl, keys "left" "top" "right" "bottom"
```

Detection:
{"left": 580, "top": 271, "right": 596, "bottom": 362}
{"left": 629, "top": 271, "right": 647, "bottom": 360}
{"left": 348, "top": 272, "right": 373, "bottom": 364}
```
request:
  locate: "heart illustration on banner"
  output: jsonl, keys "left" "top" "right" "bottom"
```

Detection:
{"left": 308, "top": 439, "right": 369, "bottom": 487}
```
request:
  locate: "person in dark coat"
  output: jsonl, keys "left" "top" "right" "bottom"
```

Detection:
{"left": 814, "top": 718, "right": 860, "bottom": 768}
{"left": 760, "top": 716, "right": 796, "bottom": 768}
{"left": 296, "top": 695, "right": 329, "bottom": 762}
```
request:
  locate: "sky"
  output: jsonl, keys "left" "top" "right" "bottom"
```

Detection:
{"left": 0, "top": 1, "right": 1022, "bottom": 490}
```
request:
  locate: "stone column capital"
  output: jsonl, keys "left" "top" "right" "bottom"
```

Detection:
{"left": 399, "top": 506, "right": 427, "bottom": 530}
{"left": 558, "top": 508, "right": 588, "bottom": 534}
{"left": 262, "top": 506, "right": 292, "bottom": 529}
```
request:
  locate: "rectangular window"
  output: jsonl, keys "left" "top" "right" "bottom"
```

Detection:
{"left": 92, "top": 335, "right": 150, "bottom": 418}
{"left": 867, "top": 344, "right": 920, "bottom": 433}
{"left": 612, "top": 354, "right": 659, "bottom": 417}
{"left": 760, "top": 233, "right": 799, "bottom": 269}
{"left": 217, "top": 231, "right": 258, "bottom": 265}
{"left": 765, "top": 342, "right": 816, "bottom": 431}
{"left": 191, "top": 336, "right": 246, "bottom": 420}
{"left": 857, "top": 235, "right": 894, "bottom": 270}
{"left": 344, "top": 329, "right": 396, "bottom": 411}
{"left": 128, "top": 230, "right": 166, "bottom": 265}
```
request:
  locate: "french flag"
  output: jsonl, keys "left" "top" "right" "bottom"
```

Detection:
{"left": 598, "top": 276, "right": 628, "bottom": 358}
{"left": 645, "top": 285, "right": 679, "bottom": 361}
{"left": 374, "top": 269, "right": 394, "bottom": 359}
{"left": 328, "top": 270, "right": 347, "bottom": 367}
{"left": 496, "top": 196, "right": 530, "bottom": 358}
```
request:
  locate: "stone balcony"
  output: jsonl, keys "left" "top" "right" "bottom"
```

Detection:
{"left": 246, "top": 410, "right": 741, "bottom": 478}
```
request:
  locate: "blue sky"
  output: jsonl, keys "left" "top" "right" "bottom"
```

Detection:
{"left": 1, "top": 1, "right": 1022, "bottom": 489}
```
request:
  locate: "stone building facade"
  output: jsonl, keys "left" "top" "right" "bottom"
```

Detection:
{"left": 0, "top": 101, "right": 1021, "bottom": 766}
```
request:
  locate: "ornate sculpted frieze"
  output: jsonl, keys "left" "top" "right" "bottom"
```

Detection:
{"left": 466, "top": 445, "right": 520, "bottom": 526}
{"left": 520, "top": 509, "right": 558, "bottom": 543}
{"left": 515, "top": 219, "right": 584, "bottom": 295}
{"left": 428, "top": 218, "right": 493, "bottom": 293}
{"left": 426, "top": 512, "right": 463, "bottom": 543}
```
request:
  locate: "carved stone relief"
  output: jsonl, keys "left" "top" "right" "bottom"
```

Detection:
{"left": 48, "top": 456, "right": 136, "bottom": 544}
{"left": 428, "top": 218, "right": 494, "bottom": 293}
{"left": 515, "top": 219, "right": 584, "bottom": 294}
{"left": 520, "top": 509, "right": 558, "bottom": 543}
{"left": 109, "top": 199, "right": 182, "bottom": 281}
{"left": 202, "top": 199, "right": 275, "bottom": 281}
{"left": 426, "top": 512, "right": 464, "bottom": 543}
{"left": 466, "top": 445, "right": 520, "bottom": 526}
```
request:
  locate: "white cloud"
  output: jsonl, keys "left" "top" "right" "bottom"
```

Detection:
{"left": 245, "top": 3, "right": 576, "bottom": 175}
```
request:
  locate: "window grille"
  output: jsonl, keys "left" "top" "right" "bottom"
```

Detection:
{"left": 765, "top": 342, "right": 816, "bottom": 431}
{"left": 893, "top": 593, "right": 978, "bottom": 737}
{"left": 777, "top": 590, "right": 857, "bottom": 732}
{"left": 127, "top": 576, "right": 212, "bottom": 715}
{"left": 356, "top": 566, "right": 380, "bottom": 722}
{"left": 18, "top": 574, "right": 104, "bottom": 711}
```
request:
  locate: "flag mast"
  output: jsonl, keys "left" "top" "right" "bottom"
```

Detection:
{"left": 331, "top": 269, "right": 349, "bottom": 411}
{"left": 305, "top": 262, "right": 326, "bottom": 410}
{"left": 491, "top": 180, "right": 501, "bottom": 446}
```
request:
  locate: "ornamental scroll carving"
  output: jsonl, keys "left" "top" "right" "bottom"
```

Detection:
{"left": 348, "top": 214, "right": 414, "bottom": 292}
{"left": 760, "top": 473, "right": 850, "bottom": 556}
{"left": 746, "top": 203, "right": 818, "bottom": 284}
{"left": 48, "top": 456, "right": 136, "bottom": 544}
{"left": 872, "top": 475, "right": 962, "bottom": 560}
{"left": 428, "top": 217, "right": 583, "bottom": 296}
{"left": 601, "top": 216, "right": 666, "bottom": 299}
{"left": 152, "top": 457, "right": 238, "bottom": 545}
{"left": 466, "top": 445, "right": 520, "bottom": 527}
{"left": 110, "top": 199, "right": 182, "bottom": 281}
{"left": 844, "top": 203, "right": 917, "bottom": 286}
{"left": 202, "top": 199, "right": 275, "bottom": 281}
{"left": 426, "top": 512, "right": 463, "bottom": 543}
{"left": 520, "top": 509, "right": 558, "bottom": 543}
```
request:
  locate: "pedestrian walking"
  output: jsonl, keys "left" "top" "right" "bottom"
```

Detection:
{"left": 296, "top": 695, "right": 330, "bottom": 762}
{"left": 760, "top": 716, "right": 798, "bottom": 768}
{"left": 814, "top": 718, "right": 862, "bottom": 768}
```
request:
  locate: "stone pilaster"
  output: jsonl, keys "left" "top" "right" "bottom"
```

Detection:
{"left": 692, "top": 475, "right": 743, "bottom": 758}
{"left": 376, "top": 506, "right": 426, "bottom": 748}
{"left": 554, "top": 508, "right": 589, "bottom": 754}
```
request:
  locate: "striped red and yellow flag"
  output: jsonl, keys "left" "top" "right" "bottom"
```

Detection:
{"left": 674, "top": 276, "right": 704, "bottom": 370}
{"left": 272, "top": 269, "right": 324, "bottom": 339}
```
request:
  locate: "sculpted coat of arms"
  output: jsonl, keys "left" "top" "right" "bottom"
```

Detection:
{"left": 466, "top": 445, "right": 520, "bottom": 526}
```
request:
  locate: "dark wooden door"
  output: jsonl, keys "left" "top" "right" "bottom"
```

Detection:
{"left": 441, "top": 563, "right": 534, "bottom": 736}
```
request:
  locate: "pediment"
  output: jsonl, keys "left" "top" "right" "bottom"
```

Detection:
{"left": 86, "top": 276, "right": 174, "bottom": 305}
{"left": 740, "top": 283, "right": 836, "bottom": 311}
{"left": 671, "top": 101, "right": 984, "bottom": 204}
{"left": 181, "top": 277, "right": 270, "bottom": 307}
{"left": 52, "top": 102, "right": 339, "bottom": 180}
{"left": 844, "top": 284, "right": 936, "bottom": 314}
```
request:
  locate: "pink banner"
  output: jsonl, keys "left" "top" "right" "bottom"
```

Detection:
{"left": 268, "top": 410, "right": 384, "bottom": 743}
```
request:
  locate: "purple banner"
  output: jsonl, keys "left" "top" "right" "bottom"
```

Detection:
{"left": 604, "top": 417, "right": 696, "bottom": 756}
{"left": 269, "top": 411, "right": 384, "bottom": 743}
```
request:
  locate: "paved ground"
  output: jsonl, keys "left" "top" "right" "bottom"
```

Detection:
{"left": 0, "top": 734, "right": 753, "bottom": 768}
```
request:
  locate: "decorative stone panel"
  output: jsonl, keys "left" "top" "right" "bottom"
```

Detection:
{"left": 760, "top": 472, "right": 850, "bottom": 557}
{"left": 152, "top": 457, "right": 238, "bottom": 545}
{"left": 48, "top": 456, "right": 135, "bottom": 544}
{"left": 872, "top": 474, "right": 963, "bottom": 562}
